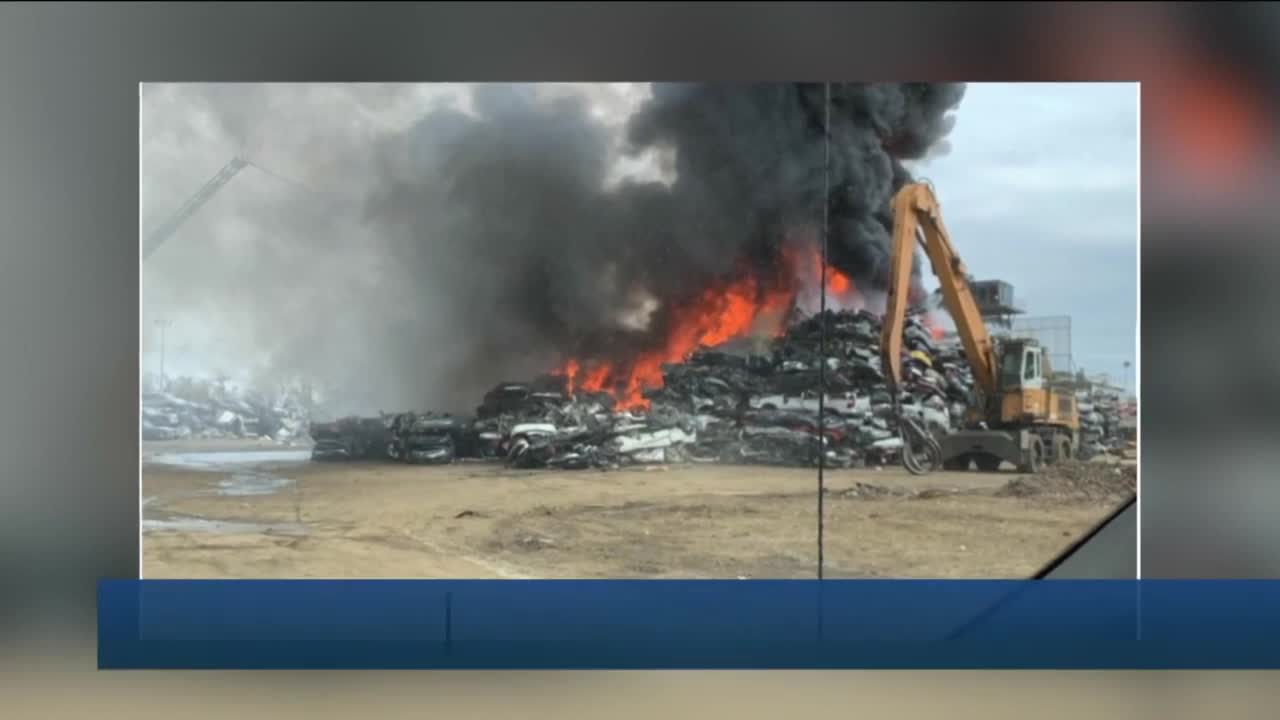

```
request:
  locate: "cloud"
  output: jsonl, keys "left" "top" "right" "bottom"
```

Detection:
{"left": 976, "top": 161, "right": 1137, "bottom": 196}
{"left": 910, "top": 82, "right": 1138, "bottom": 386}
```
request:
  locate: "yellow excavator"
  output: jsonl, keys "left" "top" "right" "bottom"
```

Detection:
{"left": 880, "top": 181, "right": 1079, "bottom": 475}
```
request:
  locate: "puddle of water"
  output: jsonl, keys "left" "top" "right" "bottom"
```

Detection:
{"left": 148, "top": 449, "right": 305, "bottom": 498}
{"left": 148, "top": 449, "right": 312, "bottom": 470}
{"left": 144, "top": 450, "right": 310, "bottom": 533}
{"left": 143, "top": 515, "right": 309, "bottom": 535}
{"left": 216, "top": 473, "right": 295, "bottom": 497}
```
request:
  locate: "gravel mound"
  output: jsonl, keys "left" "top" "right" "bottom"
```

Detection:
{"left": 996, "top": 461, "right": 1136, "bottom": 502}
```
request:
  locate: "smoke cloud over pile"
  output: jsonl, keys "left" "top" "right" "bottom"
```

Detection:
{"left": 142, "top": 83, "right": 964, "bottom": 415}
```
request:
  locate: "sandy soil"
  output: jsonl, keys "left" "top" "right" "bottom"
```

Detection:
{"left": 141, "top": 440, "right": 1129, "bottom": 579}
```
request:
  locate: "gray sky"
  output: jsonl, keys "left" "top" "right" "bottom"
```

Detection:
{"left": 142, "top": 82, "right": 1138, "bottom": 395}
{"left": 908, "top": 83, "right": 1138, "bottom": 391}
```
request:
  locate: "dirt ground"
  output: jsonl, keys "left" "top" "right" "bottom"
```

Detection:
{"left": 141, "top": 441, "right": 1132, "bottom": 579}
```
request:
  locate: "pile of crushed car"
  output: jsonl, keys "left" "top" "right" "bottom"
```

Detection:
{"left": 307, "top": 309, "right": 987, "bottom": 469}
{"left": 307, "top": 308, "right": 1136, "bottom": 469}
{"left": 1076, "top": 388, "right": 1132, "bottom": 459}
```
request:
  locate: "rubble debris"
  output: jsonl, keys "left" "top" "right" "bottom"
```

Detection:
{"left": 390, "top": 412, "right": 476, "bottom": 465}
{"left": 836, "top": 482, "right": 963, "bottom": 500}
{"left": 911, "top": 488, "right": 960, "bottom": 500}
{"left": 841, "top": 482, "right": 910, "bottom": 499}
{"left": 309, "top": 416, "right": 395, "bottom": 461}
{"left": 298, "top": 309, "right": 974, "bottom": 469}
{"left": 506, "top": 425, "right": 619, "bottom": 471}
{"left": 1074, "top": 388, "right": 1131, "bottom": 459}
{"left": 142, "top": 379, "right": 310, "bottom": 445}
{"left": 995, "top": 461, "right": 1136, "bottom": 502}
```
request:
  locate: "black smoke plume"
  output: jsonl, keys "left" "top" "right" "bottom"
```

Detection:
{"left": 143, "top": 83, "right": 964, "bottom": 414}
{"left": 366, "top": 83, "right": 965, "bottom": 390}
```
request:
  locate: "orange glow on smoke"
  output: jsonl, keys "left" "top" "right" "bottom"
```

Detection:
{"left": 922, "top": 312, "right": 946, "bottom": 341}
{"left": 559, "top": 240, "right": 860, "bottom": 411}
{"left": 828, "top": 272, "right": 851, "bottom": 296}
{"left": 786, "top": 242, "right": 857, "bottom": 304}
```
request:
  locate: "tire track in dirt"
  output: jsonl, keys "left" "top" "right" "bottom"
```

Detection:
{"left": 384, "top": 528, "right": 532, "bottom": 579}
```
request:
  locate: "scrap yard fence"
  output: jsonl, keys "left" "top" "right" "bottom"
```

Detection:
{"left": 1008, "top": 315, "right": 1073, "bottom": 375}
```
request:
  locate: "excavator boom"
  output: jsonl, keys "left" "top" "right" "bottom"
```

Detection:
{"left": 880, "top": 182, "right": 1000, "bottom": 400}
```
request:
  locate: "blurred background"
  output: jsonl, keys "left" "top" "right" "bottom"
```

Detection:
{"left": 3, "top": 1, "right": 1280, "bottom": 715}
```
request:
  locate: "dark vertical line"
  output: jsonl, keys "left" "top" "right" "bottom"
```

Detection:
{"left": 444, "top": 591, "right": 453, "bottom": 655}
{"left": 818, "top": 82, "right": 830, "bottom": 582}
{"left": 816, "top": 575, "right": 826, "bottom": 650}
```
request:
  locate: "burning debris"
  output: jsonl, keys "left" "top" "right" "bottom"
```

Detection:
{"left": 149, "top": 83, "right": 1136, "bottom": 480}
{"left": 300, "top": 285, "right": 1140, "bottom": 474}
{"left": 308, "top": 307, "right": 973, "bottom": 470}
{"left": 142, "top": 378, "right": 310, "bottom": 444}
{"left": 487, "top": 308, "right": 967, "bottom": 469}
{"left": 351, "top": 83, "right": 966, "bottom": 409}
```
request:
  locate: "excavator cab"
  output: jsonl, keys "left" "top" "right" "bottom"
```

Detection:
{"left": 997, "top": 340, "right": 1046, "bottom": 392}
{"left": 993, "top": 338, "right": 1077, "bottom": 429}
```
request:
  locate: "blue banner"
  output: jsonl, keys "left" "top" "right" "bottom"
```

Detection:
{"left": 98, "top": 580, "right": 1280, "bottom": 669}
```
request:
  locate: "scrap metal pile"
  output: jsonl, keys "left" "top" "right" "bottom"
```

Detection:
{"left": 142, "top": 383, "right": 310, "bottom": 444}
{"left": 1076, "top": 389, "right": 1130, "bottom": 459}
{"left": 309, "top": 309, "right": 977, "bottom": 469}
{"left": 309, "top": 412, "right": 477, "bottom": 463}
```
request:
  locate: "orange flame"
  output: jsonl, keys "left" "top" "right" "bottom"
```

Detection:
{"left": 785, "top": 242, "right": 858, "bottom": 306}
{"left": 829, "top": 272, "right": 851, "bottom": 296}
{"left": 558, "top": 240, "right": 859, "bottom": 410}
{"left": 563, "top": 358, "right": 579, "bottom": 395}
{"left": 922, "top": 312, "right": 946, "bottom": 341}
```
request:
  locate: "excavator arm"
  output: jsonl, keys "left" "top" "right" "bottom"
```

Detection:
{"left": 879, "top": 182, "right": 1001, "bottom": 401}
{"left": 878, "top": 182, "right": 1079, "bottom": 476}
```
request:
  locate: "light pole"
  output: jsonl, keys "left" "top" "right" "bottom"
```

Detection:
{"left": 1123, "top": 360, "right": 1132, "bottom": 399}
{"left": 155, "top": 319, "right": 172, "bottom": 390}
